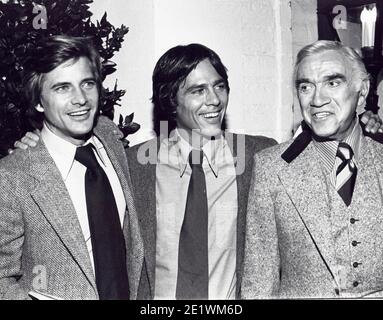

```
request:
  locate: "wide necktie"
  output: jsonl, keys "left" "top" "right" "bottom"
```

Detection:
{"left": 75, "top": 143, "right": 130, "bottom": 300}
{"left": 176, "top": 149, "right": 209, "bottom": 300}
{"left": 335, "top": 142, "right": 357, "bottom": 207}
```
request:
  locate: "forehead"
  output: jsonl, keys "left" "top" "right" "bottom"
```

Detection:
{"left": 181, "top": 59, "right": 222, "bottom": 88}
{"left": 297, "top": 50, "right": 352, "bottom": 81}
{"left": 42, "top": 57, "right": 94, "bottom": 85}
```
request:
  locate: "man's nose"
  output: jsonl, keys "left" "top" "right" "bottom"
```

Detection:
{"left": 310, "top": 86, "right": 330, "bottom": 107}
{"left": 71, "top": 87, "right": 87, "bottom": 105}
{"left": 206, "top": 88, "right": 220, "bottom": 106}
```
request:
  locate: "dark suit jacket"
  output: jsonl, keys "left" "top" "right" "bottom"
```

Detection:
{"left": 0, "top": 116, "right": 144, "bottom": 300}
{"left": 126, "top": 132, "right": 276, "bottom": 299}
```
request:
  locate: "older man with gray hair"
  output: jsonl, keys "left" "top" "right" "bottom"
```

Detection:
{"left": 242, "top": 40, "right": 383, "bottom": 299}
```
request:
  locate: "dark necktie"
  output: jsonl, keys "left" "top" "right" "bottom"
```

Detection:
{"left": 176, "top": 149, "right": 209, "bottom": 300}
{"left": 75, "top": 143, "right": 130, "bottom": 300}
{"left": 335, "top": 142, "right": 357, "bottom": 207}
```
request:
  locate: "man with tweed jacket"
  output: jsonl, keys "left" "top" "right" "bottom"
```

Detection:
{"left": 242, "top": 40, "right": 383, "bottom": 299}
{"left": 0, "top": 36, "right": 143, "bottom": 300}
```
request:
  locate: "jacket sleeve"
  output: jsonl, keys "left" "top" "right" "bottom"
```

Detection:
{"left": 241, "top": 152, "right": 280, "bottom": 299}
{"left": 0, "top": 169, "right": 30, "bottom": 300}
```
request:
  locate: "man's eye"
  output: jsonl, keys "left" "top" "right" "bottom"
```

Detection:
{"left": 215, "top": 83, "right": 227, "bottom": 91}
{"left": 55, "top": 85, "right": 70, "bottom": 93}
{"left": 83, "top": 81, "right": 96, "bottom": 89}
{"left": 298, "top": 83, "right": 313, "bottom": 93}
{"left": 191, "top": 88, "right": 205, "bottom": 95}
{"left": 328, "top": 80, "right": 341, "bottom": 88}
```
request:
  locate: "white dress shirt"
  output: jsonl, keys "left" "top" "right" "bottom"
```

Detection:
{"left": 41, "top": 123, "right": 126, "bottom": 273}
{"left": 154, "top": 129, "right": 238, "bottom": 299}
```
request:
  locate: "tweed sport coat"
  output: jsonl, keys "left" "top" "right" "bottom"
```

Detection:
{"left": 242, "top": 135, "right": 383, "bottom": 299}
{"left": 126, "top": 133, "right": 276, "bottom": 299}
{"left": 0, "top": 116, "right": 144, "bottom": 300}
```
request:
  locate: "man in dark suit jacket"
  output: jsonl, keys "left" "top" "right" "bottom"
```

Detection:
{"left": 0, "top": 36, "right": 143, "bottom": 299}
{"left": 127, "top": 44, "right": 276, "bottom": 300}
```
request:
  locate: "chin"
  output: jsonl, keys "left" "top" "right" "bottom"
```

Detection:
{"left": 69, "top": 125, "right": 94, "bottom": 138}
{"left": 311, "top": 120, "right": 336, "bottom": 135}
{"left": 201, "top": 128, "right": 222, "bottom": 138}
{"left": 312, "top": 128, "right": 338, "bottom": 139}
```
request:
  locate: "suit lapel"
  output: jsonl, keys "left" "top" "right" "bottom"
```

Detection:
{"left": 129, "top": 138, "right": 158, "bottom": 298}
{"left": 93, "top": 117, "right": 144, "bottom": 299}
{"left": 278, "top": 142, "right": 338, "bottom": 282}
{"left": 29, "top": 143, "right": 97, "bottom": 293}
{"left": 225, "top": 133, "right": 249, "bottom": 298}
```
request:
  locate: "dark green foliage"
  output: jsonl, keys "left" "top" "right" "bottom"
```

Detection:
{"left": 0, "top": 0, "right": 139, "bottom": 157}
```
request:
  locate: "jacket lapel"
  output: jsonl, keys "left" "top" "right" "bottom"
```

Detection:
{"left": 277, "top": 142, "right": 338, "bottom": 282}
{"left": 29, "top": 142, "right": 97, "bottom": 294}
{"left": 93, "top": 117, "right": 144, "bottom": 299}
{"left": 129, "top": 138, "right": 158, "bottom": 298}
{"left": 225, "top": 132, "right": 249, "bottom": 298}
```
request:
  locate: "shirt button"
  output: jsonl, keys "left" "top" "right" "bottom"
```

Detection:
{"left": 352, "top": 240, "right": 359, "bottom": 247}
{"left": 350, "top": 218, "right": 356, "bottom": 224}
{"left": 353, "top": 262, "right": 359, "bottom": 268}
{"left": 335, "top": 288, "right": 340, "bottom": 295}
{"left": 353, "top": 281, "right": 359, "bottom": 287}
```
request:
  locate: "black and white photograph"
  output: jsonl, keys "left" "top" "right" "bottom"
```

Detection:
{"left": 0, "top": 0, "right": 383, "bottom": 313}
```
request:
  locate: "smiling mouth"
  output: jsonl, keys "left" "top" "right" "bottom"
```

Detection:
{"left": 312, "top": 111, "right": 332, "bottom": 119}
{"left": 201, "top": 111, "right": 221, "bottom": 119}
{"left": 68, "top": 109, "right": 90, "bottom": 117}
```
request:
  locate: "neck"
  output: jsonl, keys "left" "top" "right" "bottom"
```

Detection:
{"left": 312, "top": 117, "right": 358, "bottom": 143}
{"left": 44, "top": 121, "right": 91, "bottom": 146}
{"left": 176, "top": 128, "right": 221, "bottom": 149}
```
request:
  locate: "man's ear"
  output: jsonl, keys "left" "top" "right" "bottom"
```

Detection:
{"left": 357, "top": 79, "right": 370, "bottom": 107}
{"left": 35, "top": 103, "right": 44, "bottom": 113}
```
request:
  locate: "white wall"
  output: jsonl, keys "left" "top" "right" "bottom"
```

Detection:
{"left": 91, "top": 0, "right": 296, "bottom": 144}
{"left": 291, "top": 0, "right": 318, "bottom": 131}
{"left": 90, "top": 0, "right": 155, "bottom": 145}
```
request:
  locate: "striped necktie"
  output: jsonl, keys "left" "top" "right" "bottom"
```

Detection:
{"left": 335, "top": 142, "right": 357, "bottom": 206}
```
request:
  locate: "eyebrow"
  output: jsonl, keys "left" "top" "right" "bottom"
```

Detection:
{"left": 185, "top": 79, "right": 226, "bottom": 93}
{"left": 295, "top": 78, "right": 311, "bottom": 88}
{"left": 50, "top": 77, "right": 96, "bottom": 90}
{"left": 50, "top": 82, "right": 71, "bottom": 90}
{"left": 295, "top": 73, "right": 347, "bottom": 88}
{"left": 323, "top": 73, "right": 346, "bottom": 82}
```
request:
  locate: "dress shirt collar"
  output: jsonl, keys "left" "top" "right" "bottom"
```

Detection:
{"left": 312, "top": 119, "right": 363, "bottom": 174}
{"left": 41, "top": 122, "right": 104, "bottom": 180}
{"left": 163, "top": 128, "right": 228, "bottom": 177}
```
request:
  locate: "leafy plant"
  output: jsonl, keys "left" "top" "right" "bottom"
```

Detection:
{"left": 0, "top": 0, "right": 139, "bottom": 157}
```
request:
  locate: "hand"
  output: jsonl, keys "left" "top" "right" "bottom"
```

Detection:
{"left": 360, "top": 110, "right": 383, "bottom": 134}
{"left": 8, "top": 129, "right": 41, "bottom": 154}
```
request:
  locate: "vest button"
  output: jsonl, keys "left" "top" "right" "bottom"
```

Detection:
{"left": 353, "top": 262, "right": 359, "bottom": 268}
{"left": 353, "top": 281, "right": 359, "bottom": 287}
{"left": 350, "top": 218, "right": 356, "bottom": 224}
{"left": 352, "top": 240, "right": 358, "bottom": 247}
{"left": 335, "top": 288, "right": 340, "bottom": 295}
